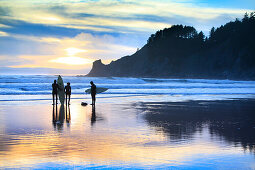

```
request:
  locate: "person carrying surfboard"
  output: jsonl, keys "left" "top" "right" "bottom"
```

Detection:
{"left": 83, "top": 84, "right": 107, "bottom": 106}
{"left": 52, "top": 80, "right": 59, "bottom": 105}
{"left": 65, "top": 82, "right": 71, "bottom": 105}
{"left": 90, "top": 81, "right": 96, "bottom": 105}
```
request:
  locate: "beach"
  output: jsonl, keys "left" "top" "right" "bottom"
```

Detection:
{"left": 0, "top": 75, "right": 255, "bottom": 168}
{"left": 0, "top": 97, "right": 255, "bottom": 169}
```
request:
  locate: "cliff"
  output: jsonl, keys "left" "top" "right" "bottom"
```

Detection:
{"left": 87, "top": 12, "right": 255, "bottom": 79}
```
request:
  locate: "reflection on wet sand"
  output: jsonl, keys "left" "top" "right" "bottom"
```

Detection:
{"left": 66, "top": 104, "right": 71, "bottom": 123}
{"left": 91, "top": 105, "right": 96, "bottom": 126}
{"left": 0, "top": 101, "right": 254, "bottom": 169}
{"left": 52, "top": 104, "right": 57, "bottom": 124}
{"left": 90, "top": 105, "right": 105, "bottom": 127}
{"left": 138, "top": 100, "right": 255, "bottom": 154}
{"left": 52, "top": 104, "right": 71, "bottom": 131}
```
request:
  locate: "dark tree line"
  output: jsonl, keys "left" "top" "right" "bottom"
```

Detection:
{"left": 87, "top": 12, "right": 255, "bottom": 79}
{"left": 142, "top": 11, "right": 255, "bottom": 78}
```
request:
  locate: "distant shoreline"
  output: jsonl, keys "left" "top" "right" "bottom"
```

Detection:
{"left": 84, "top": 75, "right": 255, "bottom": 81}
{"left": 0, "top": 74, "right": 254, "bottom": 81}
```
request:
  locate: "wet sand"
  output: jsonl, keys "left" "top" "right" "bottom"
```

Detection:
{"left": 137, "top": 99, "right": 255, "bottom": 154}
{"left": 0, "top": 98, "right": 255, "bottom": 169}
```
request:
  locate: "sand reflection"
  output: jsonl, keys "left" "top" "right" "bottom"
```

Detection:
{"left": 0, "top": 101, "right": 254, "bottom": 168}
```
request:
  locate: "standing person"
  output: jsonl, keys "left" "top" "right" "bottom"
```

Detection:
{"left": 65, "top": 82, "right": 71, "bottom": 105}
{"left": 90, "top": 81, "right": 96, "bottom": 105}
{"left": 52, "top": 80, "right": 59, "bottom": 105}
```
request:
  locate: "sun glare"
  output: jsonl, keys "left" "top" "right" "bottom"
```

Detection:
{"left": 40, "top": 16, "right": 61, "bottom": 22}
{"left": 50, "top": 57, "right": 93, "bottom": 65}
{"left": 65, "top": 47, "right": 87, "bottom": 56}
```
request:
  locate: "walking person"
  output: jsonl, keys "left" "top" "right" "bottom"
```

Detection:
{"left": 52, "top": 80, "right": 59, "bottom": 105}
{"left": 65, "top": 82, "right": 71, "bottom": 105}
{"left": 90, "top": 81, "right": 96, "bottom": 106}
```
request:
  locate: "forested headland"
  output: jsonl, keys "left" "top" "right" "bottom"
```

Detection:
{"left": 87, "top": 12, "right": 255, "bottom": 80}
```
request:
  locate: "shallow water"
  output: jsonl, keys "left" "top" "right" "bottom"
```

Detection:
{"left": 0, "top": 99, "right": 254, "bottom": 169}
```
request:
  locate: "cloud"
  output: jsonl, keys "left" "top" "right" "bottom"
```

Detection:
{"left": 70, "top": 33, "right": 137, "bottom": 60}
{"left": 0, "top": 55, "right": 30, "bottom": 67}
{"left": 0, "top": 31, "right": 9, "bottom": 36}
{"left": 0, "top": 6, "right": 10, "bottom": 16}
{"left": 1, "top": 32, "right": 137, "bottom": 73}
{"left": 0, "top": 24, "right": 12, "bottom": 28}
{"left": 0, "top": 35, "right": 56, "bottom": 56}
{"left": 0, "top": 66, "right": 88, "bottom": 75}
{"left": 0, "top": 19, "right": 83, "bottom": 37}
{"left": 2, "top": 0, "right": 250, "bottom": 35}
{"left": 0, "top": 1, "right": 172, "bottom": 35}
{"left": 1, "top": 0, "right": 251, "bottom": 38}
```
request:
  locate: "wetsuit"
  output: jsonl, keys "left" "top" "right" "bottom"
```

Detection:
{"left": 52, "top": 83, "right": 59, "bottom": 104}
{"left": 65, "top": 85, "right": 71, "bottom": 104}
{"left": 91, "top": 83, "right": 96, "bottom": 105}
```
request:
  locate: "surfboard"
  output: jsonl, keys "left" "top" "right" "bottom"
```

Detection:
{"left": 85, "top": 87, "right": 108, "bottom": 94}
{"left": 57, "top": 75, "right": 65, "bottom": 104}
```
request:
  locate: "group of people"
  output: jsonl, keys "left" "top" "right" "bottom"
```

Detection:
{"left": 52, "top": 80, "right": 96, "bottom": 105}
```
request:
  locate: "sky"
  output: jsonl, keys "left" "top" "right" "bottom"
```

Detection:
{"left": 0, "top": 0, "right": 254, "bottom": 75}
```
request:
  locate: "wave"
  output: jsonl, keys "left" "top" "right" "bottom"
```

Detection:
{"left": 1, "top": 91, "right": 255, "bottom": 95}
{"left": 1, "top": 93, "right": 255, "bottom": 102}
{"left": 0, "top": 94, "right": 149, "bottom": 102}
{"left": 0, "top": 76, "right": 255, "bottom": 100}
{"left": 20, "top": 87, "right": 29, "bottom": 91}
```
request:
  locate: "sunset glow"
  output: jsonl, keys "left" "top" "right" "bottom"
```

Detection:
{"left": 39, "top": 16, "right": 61, "bottom": 22}
{"left": 65, "top": 47, "right": 87, "bottom": 56}
{"left": 0, "top": 0, "right": 253, "bottom": 74}
{"left": 50, "top": 57, "right": 93, "bottom": 65}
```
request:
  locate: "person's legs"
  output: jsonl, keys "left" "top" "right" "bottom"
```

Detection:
{"left": 68, "top": 94, "right": 70, "bottom": 104}
{"left": 55, "top": 94, "right": 58, "bottom": 104}
{"left": 93, "top": 95, "right": 96, "bottom": 105}
{"left": 65, "top": 93, "right": 67, "bottom": 105}
{"left": 91, "top": 94, "right": 95, "bottom": 105}
{"left": 52, "top": 94, "right": 54, "bottom": 105}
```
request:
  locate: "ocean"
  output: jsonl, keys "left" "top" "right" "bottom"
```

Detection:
{"left": 0, "top": 75, "right": 255, "bottom": 103}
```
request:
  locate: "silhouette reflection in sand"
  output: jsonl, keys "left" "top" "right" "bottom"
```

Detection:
{"left": 52, "top": 103, "right": 71, "bottom": 131}
{"left": 91, "top": 105, "right": 96, "bottom": 126}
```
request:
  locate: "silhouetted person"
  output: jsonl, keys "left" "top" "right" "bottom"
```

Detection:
{"left": 65, "top": 82, "right": 71, "bottom": 105}
{"left": 90, "top": 81, "right": 96, "bottom": 105}
{"left": 52, "top": 80, "right": 59, "bottom": 105}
